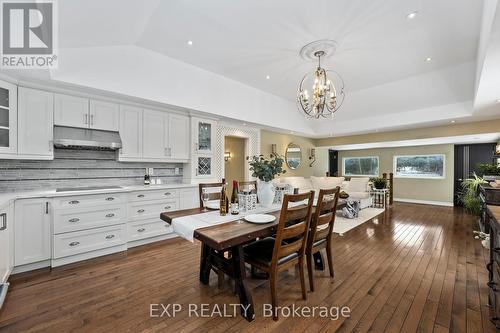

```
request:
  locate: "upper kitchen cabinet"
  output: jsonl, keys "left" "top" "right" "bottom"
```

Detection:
{"left": 0, "top": 80, "right": 18, "bottom": 157}
{"left": 90, "top": 100, "right": 119, "bottom": 131}
{"left": 168, "top": 114, "right": 190, "bottom": 160}
{"left": 17, "top": 87, "right": 54, "bottom": 160}
{"left": 192, "top": 117, "right": 216, "bottom": 154}
{"left": 143, "top": 109, "right": 167, "bottom": 160}
{"left": 142, "top": 110, "right": 190, "bottom": 162}
{"left": 54, "top": 94, "right": 89, "bottom": 128}
{"left": 119, "top": 105, "right": 143, "bottom": 161}
{"left": 54, "top": 94, "right": 119, "bottom": 131}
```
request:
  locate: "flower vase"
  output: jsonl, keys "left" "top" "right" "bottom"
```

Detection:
{"left": 257, "top": 180, "right": 275, "bottom": 207}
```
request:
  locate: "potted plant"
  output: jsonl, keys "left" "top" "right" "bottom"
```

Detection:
{"left": 247, "top": 154, "right": 286, "bottom": 207}
{"left": 458, "top": 173, "right": 487, "bottom": 216}
{"left": 371, "top": 177, "right": 388, "bottom": 190}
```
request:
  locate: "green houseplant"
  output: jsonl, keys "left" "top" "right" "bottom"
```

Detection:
{"left": 458, "top": 173, "right": 486, "bottom": 216}
{"left": 247, "top": 154, "right": 286, "bottom": 206}
{"left": 475, "top": 163, "right": 500, "bottom": 177}
{"left": 371, "top": 177, "right": 388, "bottom": 190}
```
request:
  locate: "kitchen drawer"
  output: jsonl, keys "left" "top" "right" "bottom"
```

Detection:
{"left": 53, "top": 224, "right": 126, "bottom": 259}
{"left": 128, "top": 189, "right": 178, "bottom": 202}
{"left": 127, "top": 219, "right": 172, "bottom": 242}
{"left": 127, "top": 199, "right": 178, "bottom": 221}
{"left": 54, "top": 204, "right": 126, "bottom": 234}
{"left": 53, "top": 193, "right": 126, "bottom": 209}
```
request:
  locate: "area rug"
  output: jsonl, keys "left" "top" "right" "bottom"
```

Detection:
{"left": 333, "top": 208, "right": 385, "bottom": 235}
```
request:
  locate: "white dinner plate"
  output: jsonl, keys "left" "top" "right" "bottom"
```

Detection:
{"left": 205, "top": 201, "right": 220, "bottom": 210}
{"left": 244, "top": 214, "right": 276, "bottom": 224}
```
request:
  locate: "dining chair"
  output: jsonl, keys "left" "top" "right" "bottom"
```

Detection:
{"left": 238, "top": 180, "right": 257, "bottom": 193}
{"left": 198, "top": 182, "right": 225, "bottom": 287}
{"left": 198, "top": 183, "right": 223, "bottom": 209}
{"left": 243, "top": 191, "right": 315, "bottom": 320}
{"left": 306, "top": 187, "right": 340, "bottom": 292}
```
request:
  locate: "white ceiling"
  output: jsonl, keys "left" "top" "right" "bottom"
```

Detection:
{"left": 3, "top": 0, "right": 500, "bottom": 137}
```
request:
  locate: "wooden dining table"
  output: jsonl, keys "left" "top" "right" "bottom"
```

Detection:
{"left": 160, "top": 200, "right": 347, "bottom": 321}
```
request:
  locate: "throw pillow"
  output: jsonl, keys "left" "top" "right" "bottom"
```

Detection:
{"left": 347, "top": 177, "right": 370, "bottom": 192}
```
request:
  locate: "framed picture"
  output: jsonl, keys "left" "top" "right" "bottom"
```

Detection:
{"left": 393, "top": 154, "right": 445, "bottom": 179}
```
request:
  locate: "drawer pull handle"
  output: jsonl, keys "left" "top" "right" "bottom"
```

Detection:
{"left": 105, "top": 197, "right": 115, "bottom": 201}
{"left": 69, "top": 241, "right": 80, "bottom": 247}
{"left": 164, "top": 192, "right": 171, "bottom": 196}
{"left": 68, "top": 218, "right": 80, "bottom": 223}
{"left": 137, "top": 194, "right": 145, "bottom": 198}
{"left": 137, "top": 228, "right": 146, "bottom": 232}
{"left": 105, "top": 213, "right": 115, "bottom": 218}
{"left": 105, "top": 235, "right": 115, "bottom": 240}
{"left": 69, "top": 200, "right": 80, "bottom": 205}
{"left": 137, "top": 209, "right": 145, "bottom": 213}
{"left": 164, "top": 206, "right": 171, "bottom": 210}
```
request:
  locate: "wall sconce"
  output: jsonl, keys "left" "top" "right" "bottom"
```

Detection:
{"left": 224, "top": 152, "right": 231, "bottom": 161}
{"left": 309, "top": 148, "right": 316, "bottom": 167}
{"left": 271, "top": 144, "right": 277, "bottom": 155}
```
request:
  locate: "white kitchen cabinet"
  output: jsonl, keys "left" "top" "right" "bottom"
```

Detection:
{"left": 17, "top": 87, "right": 54, "bottom": 160}
{"left": 0, "top": 80, "right": 17, "bottom": 157}
{"left": 119, "top": 105, "right": 143, "bottom": 160}
{"left": 90, "top": 100, "right": 119, "bottom": 131}
{"left": 168, "top": 114, "right": 190, "bottom": 160}
{"left": 54, "top": 94, "right": 89, "bottom": 128}
{"left": 143, "top": 109, "right": 167, "bottom": 159}
{"left": 14, "top": 199, "right": 51, "bottom": 266}
{"left": 180, "top": 188, "right": 198, "bottom": 209}
{"left": 192, "top": 117, "right": 216, "bottom": 154}
{"left": 0, "top": 203, "right": 13, "bottom": 283}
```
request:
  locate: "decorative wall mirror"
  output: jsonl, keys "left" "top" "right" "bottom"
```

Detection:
{"left": 285, "top": 143, "right": 302, "bottom": 169}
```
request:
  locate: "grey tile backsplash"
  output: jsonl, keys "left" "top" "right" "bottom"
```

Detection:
{"left": 0, "top": 149, "right": 183, "bottom": 192}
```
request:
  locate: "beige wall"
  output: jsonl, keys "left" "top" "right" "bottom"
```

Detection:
{"left": 315, "top": 119, "right": 500, "bottom": 147}
{"left": 260, "top": 130, "right": 317, "bottom": 178}
{"left": 338, "top": 144, "right": 454, "bottom": 204}
{"left": 224, "top": 136, "right": 246, "bottom": 194}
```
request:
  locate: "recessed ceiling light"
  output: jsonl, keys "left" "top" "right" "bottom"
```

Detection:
{"left": 406, "top": 11, "right": 418, "bottom": 19}
{"left": 242, "top": 123, "right": 247, "bottom": 126}
{"left": 496, "top": 99, "right": 500, "bottom": 103}
{"left": 266, "top": 75, "right": 270, "bottom": 80}
{"left": 290, "top": 131, "right": 294, "bottom": 135}
{"left": 450, "top": 120, "right": 456, "bottom": 123}
{"left": 425, "top": 57, "right": 432, "bottom": 62}
{"left": 187, "top": 40, "right": 193, "bottom": 46}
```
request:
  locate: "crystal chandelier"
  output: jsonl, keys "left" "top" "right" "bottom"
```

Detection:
{"left": 297, "top": 50, "right": 345, "bottom": 119}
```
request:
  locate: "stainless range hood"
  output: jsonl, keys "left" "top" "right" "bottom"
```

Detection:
{"left": 53, "top": 126, "right": 122, "bottom": 150}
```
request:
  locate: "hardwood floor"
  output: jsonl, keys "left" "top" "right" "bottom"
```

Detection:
{"left": 0, "top": 203, "right": 496, "bottom": 332}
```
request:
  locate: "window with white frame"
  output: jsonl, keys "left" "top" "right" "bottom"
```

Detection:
{"left": 342, "top": 156, "right": 379, "bottom": 177}
{"left": 394, "top": 154, "right": 445, "bottom": 179}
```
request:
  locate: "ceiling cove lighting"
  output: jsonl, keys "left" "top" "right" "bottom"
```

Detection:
{"left": 406, "top": 11, "right": 418, "bottom": 19}
{"left": 297, "top": 50, "right": 345, "bottom": 119}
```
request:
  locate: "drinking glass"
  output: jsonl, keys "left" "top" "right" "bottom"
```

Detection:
{"left": 201, "top": 189, "right": 210, "bottom": 211}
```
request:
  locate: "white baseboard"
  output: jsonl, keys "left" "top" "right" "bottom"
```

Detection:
{"left": 394, "top": 198, "right": 454, "bottom": 207}
{"left": 12, "top": 260, "right": 51, "bottom": 274}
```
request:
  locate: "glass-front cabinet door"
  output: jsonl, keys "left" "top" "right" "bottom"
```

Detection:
{"left": 192, "top": 118, "right": 216, "bottom": 154}
{"left": 196, "top": 155, "right": 214, "bottom": 178}
{"left": 0, "top": 80, "right": 17, "bottom": 156}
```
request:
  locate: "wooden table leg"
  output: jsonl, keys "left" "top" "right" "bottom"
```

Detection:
{"left": 231, "top": 245, "right": 255, "bottom": 321}
{"left": 199, "top": 243, "right": 211, "bottom": 284}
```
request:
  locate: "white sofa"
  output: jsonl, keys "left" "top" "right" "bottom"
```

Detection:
{"left": 274, "top": 176, "right": 373, "bottom": 209}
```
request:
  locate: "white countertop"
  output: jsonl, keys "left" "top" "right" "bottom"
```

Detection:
{"left": 0, "top": 183, "right": 198, "bottom": 210}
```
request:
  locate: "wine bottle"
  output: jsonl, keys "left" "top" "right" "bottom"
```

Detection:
{"left": 231, "top": 180, "right": 239, "bottom": 215}
{"left": 220, "top": 178, "right": 228, "bottom": 216}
